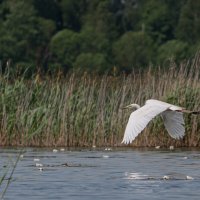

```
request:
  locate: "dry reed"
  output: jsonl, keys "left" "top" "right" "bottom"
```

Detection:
{"left": 0, "top": 58, "right": 200, "bottom": 147}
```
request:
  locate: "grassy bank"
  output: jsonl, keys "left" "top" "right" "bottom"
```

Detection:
{"left": 0, "top": 60, "right": 200, "bottom": 147}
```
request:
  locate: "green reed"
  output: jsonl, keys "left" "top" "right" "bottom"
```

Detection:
{"left": 0, "top": 59, "right": 200, "bottom": 147}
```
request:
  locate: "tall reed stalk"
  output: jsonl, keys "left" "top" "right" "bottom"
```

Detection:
{"left": 0, "top": 151, "right": 22, "bottom": 199}
{"left": 0, "top": 58, "right": 200, "bottom": 147}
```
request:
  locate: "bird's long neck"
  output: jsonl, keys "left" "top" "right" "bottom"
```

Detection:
{"left": 182, "top": 109, "right": 200, "bottom": 115}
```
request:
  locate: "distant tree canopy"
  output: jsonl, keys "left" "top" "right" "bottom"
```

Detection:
{"left": 0, "top": 0, "right": 199, "bottom": 74}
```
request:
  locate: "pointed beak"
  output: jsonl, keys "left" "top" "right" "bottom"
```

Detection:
{"left": 121, "top": 104, "right": 132, "bottom": 110}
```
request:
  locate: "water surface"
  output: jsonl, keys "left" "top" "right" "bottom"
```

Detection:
{"left": 1, "top": 147, "right": 200, "bottom": 200}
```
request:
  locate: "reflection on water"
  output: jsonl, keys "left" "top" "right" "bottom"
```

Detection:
{"left": 1, "top": 148, "right": 200, "bottom": 200}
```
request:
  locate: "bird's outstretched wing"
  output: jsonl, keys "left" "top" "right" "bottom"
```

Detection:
{"left": 122, "top": 101, "right": 169, "bottom": 144}
{"left": 161, "top": 110, "right": 185, "bottom": 139}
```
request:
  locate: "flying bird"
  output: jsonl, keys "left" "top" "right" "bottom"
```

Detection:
{"left": 122, "top": 99, "right": 200, "bottom": 144}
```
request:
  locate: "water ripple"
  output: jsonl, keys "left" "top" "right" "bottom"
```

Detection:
{"left": 1, "top": 148, "right": 200, "bottom": 200}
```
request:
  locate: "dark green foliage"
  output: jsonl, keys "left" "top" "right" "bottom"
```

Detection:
{"left": 176, "top": 0, "right": 200, "bottom": 44}
{"left": 79, "top": 26, "right": 111, "bottom": 54}
{"left": 141, "top": 0, "right": 170, "bottom": 44}
{"left": 0, "top": 0, "right": 200, "bottom": 73}
{"left": 74, "top": 53, "right": 108, "bottom": 73}
{"left": 141, "top": 0, "right": 185, "bottom": 44}
{"left": 50, "top": 29, "right": 81, "bottom": 69}
{"left": 60, "top": 0, "right": 86, "bottom": 31}
{"left": 0, "top": 0, "right": 56, "bottom": 71}
{"left": 157, "top": 40, "right": 189, "bottom": 63}
{"left": 33, "top": 0, "right": 61, "bottom": 24}
{"left": 113, "top": 31, "right": 153, "bottom": 71}
{"left": 0, "top": 0, "right": 38, "bottom": 63}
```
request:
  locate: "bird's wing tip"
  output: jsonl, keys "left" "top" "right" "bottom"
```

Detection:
{"left": 121, "top": 140, "right": 128, "bottom": 144}
{"left": 121, "top": 139, "right": 132, "bottom": 145}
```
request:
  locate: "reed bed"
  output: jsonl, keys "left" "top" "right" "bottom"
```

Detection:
{"left": 0, "top": 59, "right": 200, "bottom": 147}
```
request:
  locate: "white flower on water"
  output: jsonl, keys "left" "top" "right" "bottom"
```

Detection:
{"left": 162, "top": 175, "right": 170, "bottom": 180}
{"left": 36, "top": 163, "right": 43, "bottom": 167}
{"left": 60, "top": 148, "right": 65, "bottom": 152}
{"left": 102, "top": 155, "right": 109, "bottom": 158}
{"left": 105, "top": 148, "right": 112, "bottom": 151}
{"left": 186, "top": 176, "right": 194, "bottom": 180}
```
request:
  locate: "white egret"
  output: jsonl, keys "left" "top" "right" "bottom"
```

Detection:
{"left": 122, "top": 99, "right": 200, "bottom": 144}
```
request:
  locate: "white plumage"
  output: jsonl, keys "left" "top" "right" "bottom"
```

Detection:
{"left": 122, "top": 99, "right": 196, "bottom": 144}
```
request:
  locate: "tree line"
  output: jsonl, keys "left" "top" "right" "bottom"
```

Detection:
{"left": 0, "top": 0, "right": 200, "bottom": 74}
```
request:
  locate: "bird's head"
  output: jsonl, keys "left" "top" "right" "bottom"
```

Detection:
{"left": 121, "top": 103, "right": 140, "bottom": 110}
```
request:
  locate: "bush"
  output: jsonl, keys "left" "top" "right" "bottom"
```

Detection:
{"left": 73, "top": 53, "right": 108, "bottom": 73}
{"left": 112, "top": 31, "right": 154, "bottom": 71}
{"left": 157, "top": 39, "right": 189, "bottom": 63}
{"left": 49, "top": 29, "right": 81, "bottom": 68}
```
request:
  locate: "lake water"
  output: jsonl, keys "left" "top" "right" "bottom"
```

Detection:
{"left": 1, "top": 147, "right": 200, "bottom": 200}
